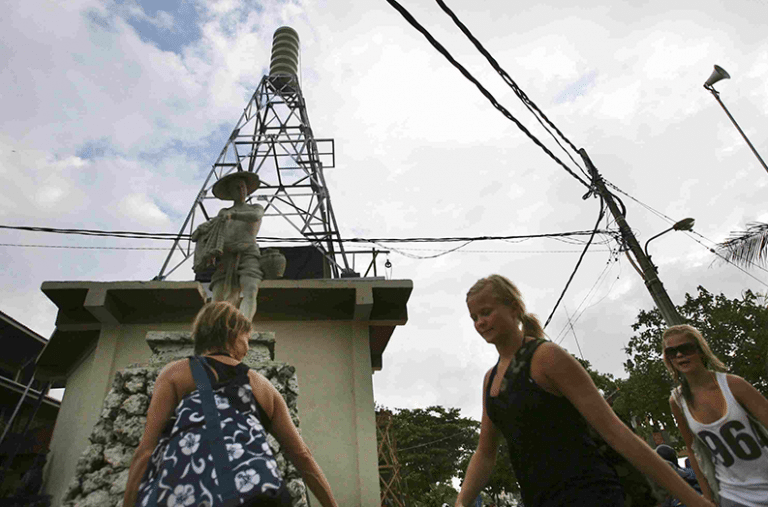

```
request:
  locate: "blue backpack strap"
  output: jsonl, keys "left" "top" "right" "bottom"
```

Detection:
{"left": 190, "top": 355, "right": 239, "bottom": 502}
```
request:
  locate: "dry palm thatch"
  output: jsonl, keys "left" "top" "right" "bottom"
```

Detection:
{"left": 716, "top": 221, "right": 768, "bottom": 268}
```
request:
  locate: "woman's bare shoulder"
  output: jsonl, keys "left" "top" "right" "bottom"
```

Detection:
{"left": 158, "top": 358, "right": 190, "bottom": 377}
{"left": 725, "top": 373, "right": 747, "bottom": 386}
{"left": 247, "top": 369, "right": 278, "bottom": 392}
{"left": 725, "top": 373, "right": 754, "bottom": 396}
{"left": 530, "top": 340, "right": 568, "bottom": 366}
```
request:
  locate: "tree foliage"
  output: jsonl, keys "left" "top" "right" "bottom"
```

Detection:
{"left": 457, "top": 438, "right": 519, "bottom": 504}
{"left": 615, "top": 286, "right": 768, "bottom": 435}
{"left": 381, "top": 405, "right": 520, "bottom": 506}
{"left": 576, "top": 357, "right": 618, "bottom": 396}
{"left": 385, "top": 405, "right": 478, "bottom": 504}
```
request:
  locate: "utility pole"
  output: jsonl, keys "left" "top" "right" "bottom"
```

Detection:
{"left": 579, "top": 149, "right": 684, "bottom": 326}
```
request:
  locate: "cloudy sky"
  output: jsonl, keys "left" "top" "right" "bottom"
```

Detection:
{"left": 2, "top": 0, "right": 767, "bottom": 419}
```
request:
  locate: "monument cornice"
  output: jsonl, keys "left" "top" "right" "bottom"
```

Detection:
{"left": 37, "top": 279, "right": 412, "bottom": 379}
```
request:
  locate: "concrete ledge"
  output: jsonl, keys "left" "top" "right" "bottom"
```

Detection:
{"left": 43, "top": 281, "right": 207, "bottom": 327}
{"left": 38, "top": 279, "right": 413, "bottom": 378}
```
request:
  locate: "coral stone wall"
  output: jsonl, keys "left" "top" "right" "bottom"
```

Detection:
{"left": 61, "top": 332, "right": 308, "bottom": 507}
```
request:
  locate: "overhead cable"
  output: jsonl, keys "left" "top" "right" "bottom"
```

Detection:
{"left": 366, "top": 240, "right": 474, "bottom": 259}
{"left": 543, "top": 197, "right": 606, "bottom": 329}
{"left": 554, "top": 254, "right": 620, "bottom": 345}
{"left": 384, "top": 0, "right": 591, "bottom": 189}
{"left": 434, "top": 0, "right": 587, "bottom": 177}
{"left": 563, "top": 305, "right": 585, "bottom": 360}
{"left": 0, "top": 224, "right": 180, "bottom": 240}
{"left": 604, "top": 180, "right": 768, "bottom": 278}
{"left": 0, "top": 223, "right": 618, "bottom": 244}
{"left": 0, "top": 243, "right": 168, "bottom": 251}
{"left": 385, "top": 246, "right": 613, "bottom": 254}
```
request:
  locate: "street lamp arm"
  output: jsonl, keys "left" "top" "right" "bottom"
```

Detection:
{"left": 644, "top": 226, "right": 675, "bottom": 260}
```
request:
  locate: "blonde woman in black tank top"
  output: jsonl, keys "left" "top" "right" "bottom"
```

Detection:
{"left": 455, "top": 275, "right": 714, "bottom": 507}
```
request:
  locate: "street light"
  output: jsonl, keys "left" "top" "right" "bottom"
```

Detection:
{"left": 644, "top": 217, "right": 696, "bottom": 270}
{"left": 704, "top": 64, "right": 768, "bottom": 174}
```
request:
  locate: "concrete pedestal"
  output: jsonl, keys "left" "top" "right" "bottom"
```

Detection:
{"left": 37, "top": 279, "right": 412, "bottom": 507}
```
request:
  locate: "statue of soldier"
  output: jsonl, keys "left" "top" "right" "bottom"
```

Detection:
{"left": 191, "top": 171, "right": 264, "bottom": 321}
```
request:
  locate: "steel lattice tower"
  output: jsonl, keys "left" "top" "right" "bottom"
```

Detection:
{"left": 158, "top": 27, "right": 352, "bottom": 280}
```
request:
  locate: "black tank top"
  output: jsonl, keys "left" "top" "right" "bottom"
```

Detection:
{"left": 485, "top": 341, "right": 622, "bottom": 506}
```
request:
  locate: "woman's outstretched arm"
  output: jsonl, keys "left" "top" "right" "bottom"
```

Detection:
{"left": 536, "top": 342, "right": 715, "bottom": 507}
{"left": 249, "top": 370, "right": 338, "bottom": 507}
{"left": 455, "top": 369, "right": 502, "bottom": 507}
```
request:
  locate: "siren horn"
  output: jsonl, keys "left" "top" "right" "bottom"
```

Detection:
{"left": 704, "top": 65, "right": 730, "bottom": 89}
{"left": 270, "top": 27, "right": 300, "bottom": 78}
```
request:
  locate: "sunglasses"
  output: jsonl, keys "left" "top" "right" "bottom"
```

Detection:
{"left": 664, "top": 342, "right": 698, "bottom": 359}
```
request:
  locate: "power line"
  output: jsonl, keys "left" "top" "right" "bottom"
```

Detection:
{"left": 543, "top": 197, "right": 606, "bottom": 329}
{"left": 0, "top": 224, "right": 180, "bottom": 240}
{"left": 385, "top": 0, "right": 642, "bottom": 336}
{"left": 385, "top": 247, "right": 613, "bottom": 254}
{"left": 384, "top": 0, "right": 591, "bottom": 189}
{"left": 0, "top": 243, "right": 616, "bottom": 253}
{"left": 704, "top": 244, "right": 768, "bottom": 289}
{"left": 554, "top": 253, "right": 620, "bottom": 345}
{"left": 0, "top": 223, "right": 618, "bottom": 244}
{"left": 603, "top": 180, "right": 768, "bottom": 279}
{"left": 434, "top": 0, "right": 587, "bottom": 178}
{"left": 563, "top": 305, "right": 584, "bottom": 360}
{"left": 0, "top": 244, "right": 168, "bottom": 250}
{"left": 367, "top": 240, "right": 473, "bottom": 259}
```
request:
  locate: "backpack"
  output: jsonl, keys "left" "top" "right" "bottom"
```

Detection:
{"left": 509, "top": 339, "right": 664, "bottom": 507}
{"left": 136, "top": 356, "right": 287, "bottom": 506}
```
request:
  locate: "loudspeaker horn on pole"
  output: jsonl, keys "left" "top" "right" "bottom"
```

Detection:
{"left": 704, "top": 65, "right": 730, "bottom": 88}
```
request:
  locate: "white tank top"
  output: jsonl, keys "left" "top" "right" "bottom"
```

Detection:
{"left": 679, "top": 372, "right": 768, "bottom": 506}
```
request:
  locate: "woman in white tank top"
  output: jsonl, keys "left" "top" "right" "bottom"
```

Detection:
{"left": 664, "top": 324, "right": 768, "bottom": 507}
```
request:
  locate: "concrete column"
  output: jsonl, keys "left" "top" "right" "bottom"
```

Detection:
{"left": 352, "top": 323, "right": 380, "bottom": 506}
{"left": 47, "top": 324, "right": 120, "bottom": 506}
{"left": 89, "top": 325, "right": 120, "bottom": 408}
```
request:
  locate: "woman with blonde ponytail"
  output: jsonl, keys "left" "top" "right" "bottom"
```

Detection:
{"left": 664, "top": 324, "right": 768, "bottom": 507}
{"left": 456, "top": 275, "right": 713, "bottom": 507}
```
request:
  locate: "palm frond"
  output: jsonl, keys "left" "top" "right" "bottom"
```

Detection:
{"left": 716, "top": 222, "right": 768, "bottom": 268}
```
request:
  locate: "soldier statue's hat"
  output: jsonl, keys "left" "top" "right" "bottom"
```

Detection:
{"left": 211, "top": 171, "right": 261, "bottom": 200}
